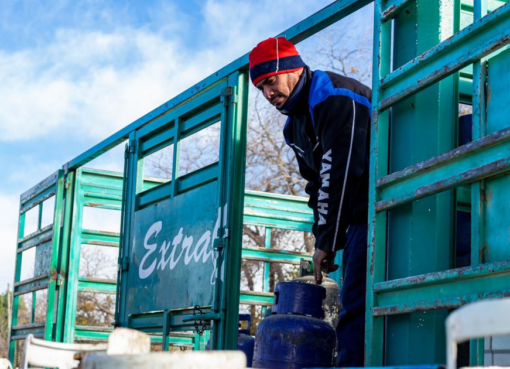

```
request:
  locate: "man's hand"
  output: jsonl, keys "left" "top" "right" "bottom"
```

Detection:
{"left": 313, "top": 249, "right": 339, "bottom": 284}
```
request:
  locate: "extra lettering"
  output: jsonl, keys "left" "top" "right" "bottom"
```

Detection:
{"left": 138, "top": 205, "right": 227, "bottom": 284}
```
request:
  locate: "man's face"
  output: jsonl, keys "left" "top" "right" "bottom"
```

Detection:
{"left": 255, "top": 69, "right": 302, "bottom": 108}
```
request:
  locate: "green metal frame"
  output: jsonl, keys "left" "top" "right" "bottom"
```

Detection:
{"left": 8, "top": 170, "right": 65, "bottom": 363}
{"left": 13, "top": 0, "right": 510, "bottom": 366}
{"left": 61, "top": 168, "right": 122, "bottom": 343}
{"left": 367, "top": 0, "right": 510, "bottom": 366}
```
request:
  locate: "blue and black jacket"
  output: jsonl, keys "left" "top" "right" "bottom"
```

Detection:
{"left": 281, "top": 67, "right": 372, "bottom": 252}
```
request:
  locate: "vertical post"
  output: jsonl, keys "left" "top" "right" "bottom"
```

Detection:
{"left": 63, "top": 170, "right": 84, "bottom": 343}
{"left": 212, "top": 71, "right": 248, "bottom": 350}
{"left": 262, "top": 228, "right": 272, "bottom": 316}
{"left": 46, "top": 170, "right": 65, "bottom": 341}
{"left": 171, "top": 118, "right": 181, "bottom": 198}
{"left": 31, "top": 291, "right": 36, "bottom": 323}
{"left": 365, "top": 0, "right": 391, "bottom": 365}
{"left": 470, "top": 0, "right": 488, "bottom": 365}
{"left": 7, "top": 284, "right": 11, "bottom": 336}
{"left": 37, "top": 203, "right": 43, "bottom": 231}
{"left": 162, "top": 310, "right": 171, "bottom": 351}
{"left": 9, "top": 203, "right": 26, "bottom": 363}
{"left": 116, "top": 132, "right": 138, "bottom": 329}
{"left": 55, "top": 171, "right": 75, "bottom": 342}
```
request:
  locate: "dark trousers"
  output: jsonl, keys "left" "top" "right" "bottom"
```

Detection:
{"left": 336, "top": 223, "right": 368, "bottom": 367}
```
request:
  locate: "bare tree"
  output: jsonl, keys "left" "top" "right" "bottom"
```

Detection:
{"left": 75, "top": 246, "right": 116, "bottom": 328}
{"left": 307, "top": 27, "right": 373, "bottom": 86}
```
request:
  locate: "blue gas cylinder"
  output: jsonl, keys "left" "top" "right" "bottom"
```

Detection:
{"left": 205, "top": 314, "right": 255, "bottom": 367}
{"left": 253, "top": 281, "right": 336, "bottom": 368}
{"left": 238, "top": 314, "right": 254, "bottom": 367}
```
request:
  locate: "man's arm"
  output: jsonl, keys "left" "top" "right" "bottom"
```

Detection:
{"left": 312, "top": 94, "right": 370, "bottom": 253}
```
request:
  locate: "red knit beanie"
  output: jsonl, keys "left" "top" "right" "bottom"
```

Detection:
{"left": 249, "top": 37, "right": 305, "bottom": 86}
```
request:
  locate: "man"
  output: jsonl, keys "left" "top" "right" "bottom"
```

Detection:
{"left": 249, "top": 37, "right": 371, "bottom": 366}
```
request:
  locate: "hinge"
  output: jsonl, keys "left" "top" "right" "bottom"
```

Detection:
{"left": 64, "top": 176, "right": 70, "bottom": 189}
{"left": 122, "top": 259, "right": 130, "bottom": 271}
{"left": 221, "top": 86, "right": 237, "bottom": 106}
{"left": 129, "top": 142, "right": 136, "bottom": 154}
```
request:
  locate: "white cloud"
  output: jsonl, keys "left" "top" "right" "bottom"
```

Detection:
{"left": 0, "top": 0, "right": 333, "bottom": 143}
{"left": 0, "top": 28, "right": 212, "bottom": 142}
{"left": 0, "top": 0, "right": 337, "bottom": 290}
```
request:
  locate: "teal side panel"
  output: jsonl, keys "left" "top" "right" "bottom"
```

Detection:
{"left": 127, "top": 182, "right": 220, "bottom": 313}
{"left": 385, "top": 1, "right": 456, "bottom": 365}
{"left": 485, "top": 48, "right": 510, "bottom": 263}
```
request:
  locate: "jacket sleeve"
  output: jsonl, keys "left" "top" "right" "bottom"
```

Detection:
{"left": 300, "top": 157, "right": 321, "bottom": 238}
{"left": 312, "top": 95, "right": 370, "bottom": 252}
{"left": 285, "top": 142, "right": 320, "bottom": 237}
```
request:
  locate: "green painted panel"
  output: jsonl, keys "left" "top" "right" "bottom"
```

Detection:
{"left": 385, "top": 1, "right": 456, "bottom": 365}
{"left": 485, "top": 48, "right": 510, "bottom": 263}
{"left": 126, "top": 181, "right": 222, "bottom": 313}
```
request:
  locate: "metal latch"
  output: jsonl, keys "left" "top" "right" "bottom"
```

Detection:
{"left": 221, "top": 86, "right": 238, "bottom": 106}
{"left": 182, "top": 306, "right": 221, "bottom": 335}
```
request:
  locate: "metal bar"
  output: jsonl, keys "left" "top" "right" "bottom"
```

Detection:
{"left": 379, "top": 3, "right": 510, "bottom": 110}
{"left": 78, "top": 279, "right": 117, "bottom": 294}
{"left": 11, "top": 323, "right": 46, "bottom": 331}
{"left": 176, "top": 163, "right": 219, "bottom": 194}
{"left": 13, "top": 284, "right": 49, "bottom": 297}
{"left": 83, "top": 191, "right": 122, "bottom": 202}
{"left": 17, "top": 224, "right": 53, "bottom": 247}
{"left": 242, "top": 246, "right": 311, "bottom": 264}
{"left": 20, "top": 188, "right": 56, "bottom": 214}
{"left": 373, "top": 289, "right": 510, "bottom": 316}
{"left": 374, "top": 265, "right": 510, "bottom": 311}
{"left": 45, "top": 170, "right": 65, "bottom": 340}
{"left": 83, "top": 202, "right": 121, "bottom": 211}
{"left": 378, "top": 125, "right": 510, "bottom": 188}
{"left": 137, "top": 181, "right": 172, "bottom": 209}
{"left": 63, "top": 170, "right": 85, "bottom": 343}
{"left": 162, "top": 311, "right": 171, "bottom": 351}
{"left": 376, "top": 150, "right": 510, "bottom": 211}
{"left": 37, "top": 203, "right": 43, "bottom": 231}
{"left": 244, "top": 189, "right": 310, "bottom": 204}
{"left": 10, "top": 334, "right": 44, "bottom": 341}
{"left": 14, "top": 274, "right": 48, "bottom": 288}
{"left": 81, "top": 229, "right": 120, "bottom": 247}
{"left": 262, "top": 228, "right": 271, "bottom": 316}
{"left": 470, "top": 0, "right": 488, "bottom": 363}
{"left": 375, "top": 259, "right": 510, "bottom": 292}
{"left": 31, "top": 291, "right": 36, "bottom": 323}
{"left": 263, "top": 229, "right": 271, "bottom": 293}
{"left": 239, "top": 291, "right": 273, "bottom": 307}
{"left": 20, "top": 171, "right": 59, "bottom": 204}
{"left": 381, "top": 0, "right": 414, "bottom": 22}
{"left": 365, "top": 0, "right": 391, "bottom": 364}
{"left": 54, "top": 171, "right": 75, "bottom": 342}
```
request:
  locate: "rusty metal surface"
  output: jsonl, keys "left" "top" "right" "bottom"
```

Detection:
{"left": 20, "top": 171, "right": 59, "bottom": 204}
{"left": 377, "top": 126, "right": 510, "bottom": 188}
{"left": 373, "top": 289, "right": 510, "bottom": 316}
{"left": 375, "top": 259, "right": 510, "bottom": 292}
{"left": 376, "top": 155, "right": 510, "bottom": 211}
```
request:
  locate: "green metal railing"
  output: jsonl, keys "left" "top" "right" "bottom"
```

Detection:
{"left": 8, "top": 170, "right": 65, "bottom": 363}
{"left": 8, "top": 168, "right": 317, "bottom": 359}
{"left": 366, "top": 0, "right": 510, "bottom": 365}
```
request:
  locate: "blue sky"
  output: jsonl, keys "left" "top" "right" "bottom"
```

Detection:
{"left": 0, "top": 0, "right": 373, "bottom": 290}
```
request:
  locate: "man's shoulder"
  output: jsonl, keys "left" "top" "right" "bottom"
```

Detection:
{"left": 311, "top": 70, "right": 371, "bottom": 100}
{"left": 309, "top": 70, "right": 372, "bottom": 110}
